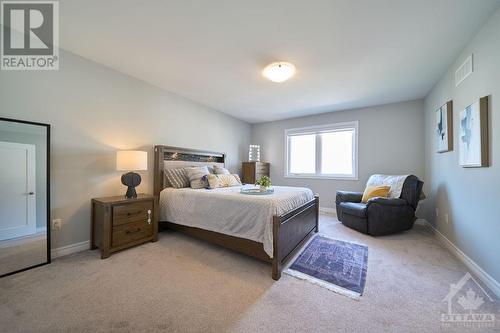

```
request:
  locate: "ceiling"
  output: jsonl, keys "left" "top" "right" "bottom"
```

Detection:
{"left": 59, "top": 0, "right": 500, "bottom": 123}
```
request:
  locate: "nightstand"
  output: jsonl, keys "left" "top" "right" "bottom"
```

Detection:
{"left": 242, "top": 162, "right": 270, "bottom": 184}
{"left": 91, "top": 194, "right": 158, "bottom": 259}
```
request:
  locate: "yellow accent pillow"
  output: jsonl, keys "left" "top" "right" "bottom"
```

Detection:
{"left": 361, "top": 185, "right": 391, "bottom": 203}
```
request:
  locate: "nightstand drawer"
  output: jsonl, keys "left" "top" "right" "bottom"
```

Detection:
{"left": 112, "top": 201, "right": 153, "bottom": 226}
{"left": 112, "top": 220, "right": 153, "bottom": 247}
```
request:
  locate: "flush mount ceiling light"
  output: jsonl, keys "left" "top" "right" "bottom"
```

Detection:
{"left": 262, "top": 62, "right": 296, "bottom": 82}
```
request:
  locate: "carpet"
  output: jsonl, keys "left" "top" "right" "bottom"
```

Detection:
{"left": 2, "top": 215, "right": 495, "bottom": 332}
{"left": 285, "top": 235, "right": 368, "bottom": 299}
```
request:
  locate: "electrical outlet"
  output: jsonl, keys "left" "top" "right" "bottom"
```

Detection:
{"left": 52, "top": 219, "right": 62, "bottom": 231}
{"left": 435, "top": 208, "right": 439, "bottom": 217}
{"left": 445, "top": 214, "right": 449, "bottom": 224}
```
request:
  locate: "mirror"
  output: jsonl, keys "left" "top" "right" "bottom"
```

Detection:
{"left": 0, "top": 117, "right": 50, "bottom": 277}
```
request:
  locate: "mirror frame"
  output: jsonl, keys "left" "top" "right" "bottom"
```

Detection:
{"left": 0, "top": 117, "right": 51, "bottom": 277}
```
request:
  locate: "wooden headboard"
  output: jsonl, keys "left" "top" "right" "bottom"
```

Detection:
{"left": 153, "top": 145, "right": 226, "bottom": 197}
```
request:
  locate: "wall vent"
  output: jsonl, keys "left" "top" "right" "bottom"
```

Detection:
{"left": 455, "top": 54, "right": 473, "bottom": 87}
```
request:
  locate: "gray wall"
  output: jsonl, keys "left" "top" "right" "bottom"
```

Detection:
{"left": 251, "top": 100, "right": 425, "bottom": 209}
{"left": 0, "top": 50, "right": 251, "bottom": 249}
{"left": 422, "top": 8, "right": 500, "bottom": 283}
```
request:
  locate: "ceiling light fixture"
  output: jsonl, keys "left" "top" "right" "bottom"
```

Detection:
{"left": 262, "top": 62, "right": 296, "bottom": 83}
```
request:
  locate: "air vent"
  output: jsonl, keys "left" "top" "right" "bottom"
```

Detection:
{"left": 455, "top": 54, "right": 473, "bottom": 87}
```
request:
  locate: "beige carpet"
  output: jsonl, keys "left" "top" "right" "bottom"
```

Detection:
{"left": 0, "top": 215, "right": 497, "bottom": 332}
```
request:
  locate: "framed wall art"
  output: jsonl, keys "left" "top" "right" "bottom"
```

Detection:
{"left": 459, "top": 96, "right": 489, "bottom": 167}
{"left": 436, "top": 101, "right": 453, "bottom": 153}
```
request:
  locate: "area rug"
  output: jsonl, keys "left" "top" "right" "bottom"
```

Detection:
{"left": 284, "top": 235, "right": 368, "bottom": 299}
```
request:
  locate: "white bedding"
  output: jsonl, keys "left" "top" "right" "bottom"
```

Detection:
{"left": 159, "top": 185, "right": 314, "bottom": 258}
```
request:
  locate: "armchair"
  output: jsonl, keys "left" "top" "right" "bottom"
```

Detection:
{"left": 335, "top": 175, "right": 423, "bottom": 236}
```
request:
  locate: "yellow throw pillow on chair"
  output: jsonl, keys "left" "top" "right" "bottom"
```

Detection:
{"left": 361, "top": 185, "right": 391, "bottom": 203}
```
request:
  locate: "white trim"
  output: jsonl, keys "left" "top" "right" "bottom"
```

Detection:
{"left": 319, "top": 207, "right": 337, "bottom": 216}
{"left": 284, "top": 121, "right": 358, "bottom": 180}
{"left": 285, "top": 121, "right": 359, "bottom": 135}
{"left": 421, "top": 219, "right": 500, "bottom": 298}
{"left": 51, "top": 240, "right": 90, "bottom": 258}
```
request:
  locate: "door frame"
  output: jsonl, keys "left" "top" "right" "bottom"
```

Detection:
{"left": 0, "top": 117, "right": 51, "bottom": 277}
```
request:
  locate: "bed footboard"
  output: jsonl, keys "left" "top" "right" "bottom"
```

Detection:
{"left": 272, "top": 195, "right": 319, "bottom": 280}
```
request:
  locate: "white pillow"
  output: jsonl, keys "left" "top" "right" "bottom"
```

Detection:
{"left": 184, "top": 166, "right": 210, "bottom": 189}
{"left": 213, "top": 165, "right": 230, "bottom": 175}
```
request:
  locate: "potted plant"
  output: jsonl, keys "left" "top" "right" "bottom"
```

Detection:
{"left": 255, "top": 176, "right": 272, "bottom": 192}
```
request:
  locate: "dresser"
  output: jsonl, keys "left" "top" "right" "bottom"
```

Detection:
{"left": 91, "top": 194, "right": 158, "bottom": 259}
{"left": 242, "top": 162, "right": 270, "bottom": 184}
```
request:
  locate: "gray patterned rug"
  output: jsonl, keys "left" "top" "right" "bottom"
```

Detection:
{"left": 284, "top": 235, "right": 368, "bottom": 299}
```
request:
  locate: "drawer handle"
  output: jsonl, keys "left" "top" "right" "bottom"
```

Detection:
{"left": 126, "top": 228, "right": 141, "bottom": 234}
{"left": 147, "top": 210, "right": 152, "bottom": 224}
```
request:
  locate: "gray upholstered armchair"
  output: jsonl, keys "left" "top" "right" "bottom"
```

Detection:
{"left": 335, "top": 175, "right": 424, "bottom": 236}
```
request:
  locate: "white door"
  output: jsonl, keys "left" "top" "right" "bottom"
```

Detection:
{"left": 0, "top": 141, "right": 36, "bottom": 240}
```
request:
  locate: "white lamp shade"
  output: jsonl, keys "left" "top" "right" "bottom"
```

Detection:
{"left": 116, "top": 151, "right": 148, "bottom": 171}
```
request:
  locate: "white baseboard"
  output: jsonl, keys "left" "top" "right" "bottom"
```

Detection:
{"left": 421, "top": 220, "right": 500, "bottom": 298}
{"left": 51, "top": 240, "right": 90, "bottom": 259}
{"left": 319, "top": 207, "right": 336, "bottom": 216}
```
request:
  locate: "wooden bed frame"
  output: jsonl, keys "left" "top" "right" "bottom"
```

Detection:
{"left": 153, "top": 145, "right": 319, "bottom": 280}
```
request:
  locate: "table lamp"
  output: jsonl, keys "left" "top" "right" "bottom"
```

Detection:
{"left": 116, "top": 150, "right": 147, "bottom": 199}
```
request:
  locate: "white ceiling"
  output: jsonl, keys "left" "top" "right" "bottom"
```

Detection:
{"left": 60, "top": 0, "right": 500, "bottom": 123}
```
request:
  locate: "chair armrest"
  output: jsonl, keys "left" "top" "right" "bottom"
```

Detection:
{"left": 366, "top": 197, "right": 407, "bottom": 207}
{"left": 336, "top": 191, "right": 363, "bottom": 203}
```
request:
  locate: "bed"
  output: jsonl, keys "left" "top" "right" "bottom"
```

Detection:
{"left": 154, "top": 145, "right": 319, "bottom": 280}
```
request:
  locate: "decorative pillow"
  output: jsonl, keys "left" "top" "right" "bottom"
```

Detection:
{"left": 207, "top": 174, "right": 242, "bottom": 188}
{"left": 233, "top": 174, "right": 242, "bottom": 184}
{"left": 163, "top": 173, "right": 171, "bottom": 188}
{"left": 213, "top": 165, "right": 230, "bottom": 175}
{"left": 185, "top": 166, "right": 210, "bottom": 189}
{"left": 164, "top": 168, "right": 190, "bottom": 188}
{"left": 361, "top": 185, "right": 391, "bottom": 203}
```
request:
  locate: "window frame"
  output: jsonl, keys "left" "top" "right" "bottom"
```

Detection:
{"left": 284, "top": 121, "right": 359, "bottom": 180}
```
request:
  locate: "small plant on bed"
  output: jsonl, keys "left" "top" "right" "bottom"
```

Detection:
{"left": 255, "top": 176, "right": 272, "bottom": 192}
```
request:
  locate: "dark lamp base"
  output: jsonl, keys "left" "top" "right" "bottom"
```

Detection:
{"left": 121, "top": 172, "right": 141, "bottom": 199}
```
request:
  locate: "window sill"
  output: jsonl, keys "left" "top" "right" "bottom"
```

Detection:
{"left": 284, "top": 174, "right": 358, "bottom": 181}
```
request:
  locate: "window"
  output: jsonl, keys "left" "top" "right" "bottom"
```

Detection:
{"left": 285, "top": 121, "right": 358, "bottom": 179}
{"left": 289, "top": 134, "right": 316, "bottom": 174}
